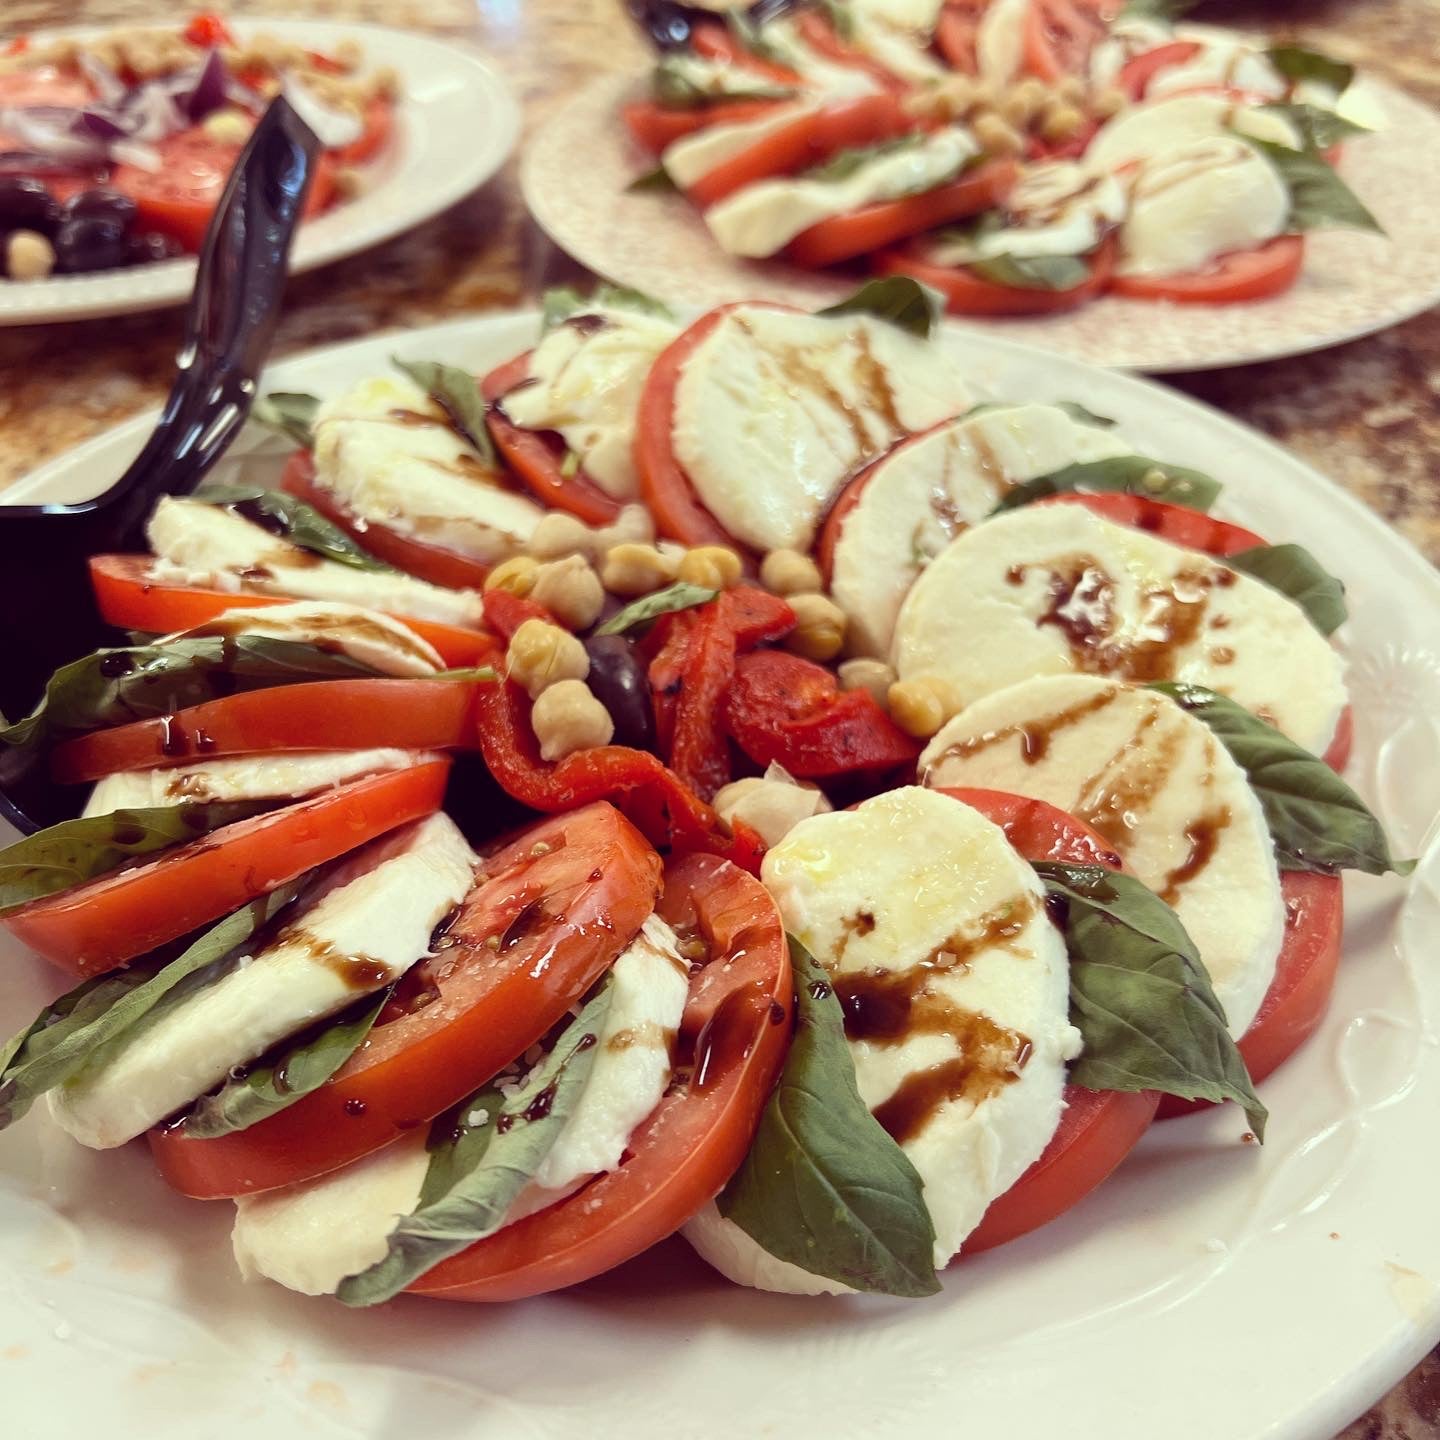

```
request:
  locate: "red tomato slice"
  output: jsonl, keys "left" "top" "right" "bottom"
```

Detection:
{"left": 408, "top": 851, "right": 791, "bottom": 1301}
{"left": 786, "top": 159, "right": 1017, "bottom": 268}
{"left": 1324, "top": 706, "right": 1353, "bottom": 772}
{"left": 1117, "top": 39, "right": 1204, "bottom": 99}
{"left": 621, "top": 97, "right": 791, "bottom": 155}
{"left": 149, "top": 802, "right": 663, "bottom": 1197}
{"left": 280, "top": 451, "right": 494, "bottom": 590}
{"left": 936, "top": 1, "right": 983, "bottom": 71}
{"left": 184, "top": 12, "right": 236, "bottom": 48}
{"left": 691, "top": 21, "right": 803, "bottom": 85}
{"left": 87, "top": 554, "right": 494, "bottom": 669}
{"left": 795, "top": 10, "right": 907, "bottom": 91}
{"left": 1023, "top": 0, "right": 1119, "bottom": 80}
{"left": 875, "top": 233, "right": 1114, "bottom": 316}
{"left": 1038, "top": 491, "right": 1266, "bottom": 555}
{"left": 1110, "top": 236, "right": 1306, "bottom": 305}
{"left": 480, "top": 354, "right": 626, "bottom": 525}
{"left": 334, "top": 96, "right": 394, "bottom": 167}
{"left": 0, "top": 66, "right": 95, "bottom": 108}
{"left": 50, "top": 678, "right": 483, "bottom": 784}
{"left": 4, "top": 761, "right": 451, "bottom": 980}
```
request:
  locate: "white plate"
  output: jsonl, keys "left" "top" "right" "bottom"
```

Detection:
{"left": 3, "top": 311, "right": 1439, "bottom": 1440}
{"left": 0, "top": 20, "right": 520, "bottom": 326}
{"left": 521, "top": 73, "right": 1440, "bottom": 372}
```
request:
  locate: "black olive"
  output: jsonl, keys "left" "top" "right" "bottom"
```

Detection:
{"left": 53, "top": 215, "right": 128, "bottom": 273}
{"left": 0, "top": 176, "right": 61, "bottom": 236}
{"left": 64, "top": 187, "right": 138, "bottom": 228}
{"left": 583, "top": 634, "right": 655, "bottom": 752}
{"left": 124, "top": 230, "right": 184, "bottom": 266}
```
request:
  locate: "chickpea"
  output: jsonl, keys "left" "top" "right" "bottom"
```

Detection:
{"left": 598, "top": 503, "right": 656, "bottom": 549}
{"left": 1092, "top": 85, "right": 1127, "bottom": 118}
{"left": 1057, "top": 74, "right": 1088, "bottom": 104}
{"left": 483, "top": 554, "right": 539, "bottom": 597}
{"left": 506, "top": 618, "right": 590, "bottom": 699}
{"left": 370, "top": 65, "right": 400, "bottom": 99}
{"left": 531, "top": 554, "right": 606, "bottom": 629}
{"left": 838, "top": 657, "right": 897, "bottom": 708}
{"left": 1039, "top": 101, "right": 1087, "bottom": 143}
{"left": 784, "top": 593, "right": 847, "bottom": 663}
{"left": 971, "top": 110, "right": 1025, "bottom": 157}
{"left": 999, "top": 78, "right": 1048, "bottom": 128}
{"left": 887, "top": 679, "right": 947, "bottom": 739}
{"left": 332, "top": 165, "right": 366, "bottom": 201}
{"left": 527, "top": 510, "right": 597, "bottom": 561}
{"left": 202, "top": 108, "right": 254, "bottom": 145}
{"left": 531, "top": 679, "right": 614, "bottom": 762}
{"left": 759, "top": 547, "right": 822, "bottom": 597}
{"left": 334, "top": 39, "right": 364, "bottom": 70}
{"left": 677, "top": 545, "right": 744, "bottom": 591}
{"left": 6, "top": 230, "right": 55, "bottom": 282}
{"left": 601, "top": 542, "right": 677, "bottom": 597}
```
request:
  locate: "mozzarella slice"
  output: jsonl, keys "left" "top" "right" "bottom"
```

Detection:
{"left": 82, "top": 748, "right": 433, "bottom": 817}
{"left": 670, "top": 305, "right": 970, "bottom": 552}
{"left": 1088, "top": 93, "right": 1299, "bottom": 173}
{"left": 50, "top": 813, "right": 478, "bottom": 1150}
{"left": 921, "top": 675, "right": 1284, "bottom": 1036}
{"left": 703, "top": 126, "right": 978, "bottom": 259}
{"left": 744, "top": 786, "right": 1077, "bottom": 1284}
{"left": 976, "top": 0, "right": 1033, "bottom": 83}
{"left": 661, "top": 102, "right": 818, "bottom": 190}
{"left": 831, "top": 403, "right": 1133, "bottom": 656}
{"left": 654, "top": 52, "right": 797, "bottom": 101}
{"left": 847, "top": 0, "right": 948, "bottom": 86}
{"left": 499, "top": 306, "right": 680, "bottom": 500}
{"left": 231, "top": 914, "right": 690, "bottom": 1295}
{"left": 713, "top": 763, "right": 832, "bottom": 847}
{"left": 146, "top": 496, "right": 485, "bottom": 628}
{"left": 170, "top": 599, "right": 443, "bottom": 676}
{"left": 892, "top": 501, "right": 1347, "bottom": 756}
{"left": 310, "top": 376, "right": 545, "bottom": 564}
{"left": 1144, "top": 35, "right": 1287, "bottom": 102}
{"left": 1087, "top": 18, "right": 1171, "bottom": 90}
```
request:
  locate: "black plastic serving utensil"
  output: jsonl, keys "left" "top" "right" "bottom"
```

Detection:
{"left": 0, "top": 96, "right": 320, "bottom": 835}
{"left": 626, "top": 0, "right": 797, "bottom": 50}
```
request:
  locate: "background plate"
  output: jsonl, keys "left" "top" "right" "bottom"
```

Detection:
{"left": 521, "top": 73, "right": 1440, "bottom": 372}
{"left": 0, "top": 19, "right": 520, "bottom": 326}
{"left": 2, "top": 311, "right": 1439, "bottom": 1440}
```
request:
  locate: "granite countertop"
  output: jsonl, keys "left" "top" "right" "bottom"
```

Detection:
{"left": 0, "top": 0, "right": 1437, "bottom": 1432}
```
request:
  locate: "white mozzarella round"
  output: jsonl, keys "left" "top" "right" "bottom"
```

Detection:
{"left": 1087, "top": 19, "right": 1171, "bottom": 90}
{"left": 1088, "top": 93, "right": 1299, "bottom": 174}
{"left": 892, "top": 502, "right": 1347, "bottom": 756}
{"left": 748, "top": 17, "right": 886, "bottom": 96}
{"left": 684, "top": 1198, "right": 855, "bottom": 1295}
{"left": 1144, "top": 36, "right": 1286, "bottom": 102}
{"left": 976, "top": 0, "right": 1032, "bottom": 83}
{"left": 847, "top": 0, "right": 948, "bottom": 85}
{"left": 921, "top": 674, "right": 1285, "bottom": 1036}
{"left": 829, "top": 403, "right": 1132, "bottom": 656}
{"left": 662, "top": 103, "right": 816, "bottom": 190}
{"left": 713, "top": 763, "right": 832, "bottom": 847}
{"left": 670, "top": 305, "right": 970, "bottom": 552}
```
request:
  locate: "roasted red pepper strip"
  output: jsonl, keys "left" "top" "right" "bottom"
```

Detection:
{"left": 481, "top": 588, "right": 552, "bottom": 642}
{"left": 724, "top": 818, "right": 768, "bottom": 877}
{"left": 724, "top": 650, "right": 921, "bottom": 779}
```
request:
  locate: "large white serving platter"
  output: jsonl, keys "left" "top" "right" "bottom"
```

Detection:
{"left": 1, "top": 310, "right": 1438, "bottom": 1440}
{"left": 0, "top": 20, "right": 519, "bottom": 326}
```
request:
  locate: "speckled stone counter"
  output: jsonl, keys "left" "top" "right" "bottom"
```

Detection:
{"left": 0, "top": 1, "right": 1437, "bottom": 1432}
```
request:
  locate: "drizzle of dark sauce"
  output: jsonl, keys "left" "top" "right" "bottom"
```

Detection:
{"left": 1159, "top": 806, "right": 1231, "bottom": 902}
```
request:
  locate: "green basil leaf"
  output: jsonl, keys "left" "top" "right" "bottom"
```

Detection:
{"left": 1265, "top": 45, "right": 1355, "bottom": 96}
{"left": 993, "top": 454, "right": 1222, "bottom": 514}
{"left": 805, "top": 134, "right": 923, "bottom": 183}
{"left": 1034, "top": 862, "right": 1267, "bottom": 1139}
{"left": 1120, "top": 0, "right": 1197, "bottom": 19}
{"left": 0, "top": 801, "right": 275, "bottom": 917}
{"left": 190, "top": 485, "right": 399, "bottom": 574}
{"left": 726, "top": 8, "right": 790, "bottom": 62}
{"left": 1148, "top": 682, "right": 1413, "bottom": 877}
{"left": 337, "top": 982, "right": 614, "bottom": 1306}
{"left": 0, "top": 881, "right": 306, "bottom": 1128}
{"left": 432, "top": 664, "right": 500, "bottom": 683}
{"left": 1237, "top": 133, "right": 1384, "bottom": 235}
{"left": 182, "top": 986, "right": 392, "bottom": 1139}
{"left": 819, "top": 0, "right": 857, "bottom": 39}
{"left": 541, "top": 284, "right": 674, "bottom": 331}
{"left": 390, "top": 357, "right": 496, "bottom": 463}
{"left": 595, "top": 581, "right": 718, "bottom": 636}
{"left": 818, "top": 275, "right": 943, "bottom": 339}
{"left": 1225, "top": 543, "right": 1347, "bottom": 636}
{"left": 718, "top": 938, "right": 940, "bottom": 1296}
{"left": 1055, "top": 401, "right": 1118, "bottom": 429}
{"left": 968, "top": 251, "right": 1092, "bottom": 292}
{"left": 1260, "top": 101, "right": 1368, "bottom": 152}
{"left": 625, "top": 164, "right": 679, "bottom": 194}
{"left": 249, "top": 391, "right": 320, "bottom": 449}
{"left": 652, "top": 56, "right": 794, "bottom": 108}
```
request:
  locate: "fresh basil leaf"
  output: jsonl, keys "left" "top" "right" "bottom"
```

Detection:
{"left": 190, "top": 485, "right": 399, "bottom": 575}
{"left": 432, "top": 664, "right": 500, "bottom": 683}
{"left": 1034, "top": 862, "right": 1267, "bottom": 1138}
{"left": 337, "top": 983, "right": 614, "bottom": 1306}
{"left": 390, "top": 357, "right": 497, "bottom": 463}
{"left": 806, "top": 134, "right": 922, "bottom": 183}
{"left": 0, "top": 881, "right": 306, "bottom": 1128}
{"left": 819, "top": 0, "right": 856, "bottom": 39}
{"left": 0, "top": 801, "right": 274, "bottom": 917}
{"left": 626, "top": 164, "right": 679, "bottom": 193}
{"left": 1119, "top": 0, "right": 1197, "bottom": 19}
{"left": 652, "top": 55, "right": 794, "bottom": 108}
{"left": 249, "top": 391, "right": 320, "bottom": 449}
{"left": 1055, "top": 401, "right": 1117, "bottom": 429}
{"left": 726, "top": 8, "right": 794, "bottom": 64}
{"left": 818, "top": 276, "right": 943, "bottom": 339}
{"left": 719, "top": 938, "right": 939, "bottom": 1296}
{"left": 1260, "top": 101, "right": 1368, "bottom": 152}
{"left": 1237, "top": 133, "right": 1384, "bottom": 235}
{"left": 968, "top": 251, "right": 1092, "bottom": 292}
{"left": 1148, "top": 682, "right": 1413, "bottom": 877}
{"left": 1265, "top": 45, "right": 1355, "bottom": 96}
{"left": 993, "top": 454, "right": 1222, "bottom": 514}
{"left": 1225, "top": 543, "right": 1347, "bottom": 636}
{"left": 541, "top": 284, "right": 674, "bottom": 332}
{"left": 595, "top": 581, "right": 718, "bottom": 635}
{"left": 182, "top": 986, "right": 392, "bottom": 1139}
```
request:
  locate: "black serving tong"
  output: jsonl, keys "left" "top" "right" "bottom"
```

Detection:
{"left": 627, "top": 0, "right": 798, "bottom": 50}
{"left": 0, "top": 97, "right": 321, "bottom": 834}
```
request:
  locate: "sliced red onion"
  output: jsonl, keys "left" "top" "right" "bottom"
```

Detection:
{"left": 76, "top": 108, "right": 130, "bottom": 141}
{"left": 280, "top": 74, "right": 363, "bottom": 148}
{"left": 223, "top": 79, "right": 267, "bottom": 114}
{"left": 110, "top": 138, "right": 162, "bottom": 172}
{"left": 75, "top": 50, "right": 128, "bottom": 107}
{"left": 120, "top": 84, "right": 186, "bottom": 143}
{"left": 0, "top": 149, "right": 98, "bottom": 177}
{"left": 0, "top": 106, "right": 107, "bottom": 161}
{"left": 179, "top": 49, "right": 230, "bottom": 120}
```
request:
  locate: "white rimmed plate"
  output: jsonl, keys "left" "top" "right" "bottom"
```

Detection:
{"left": 2, "top": 310, "right": 1438, "bottom": 1440}
{"left": 521, "top": 73, "right": 1440, "bottom": 372}
{"left": 0, "top": 20, "right": 520, "bottom": 327}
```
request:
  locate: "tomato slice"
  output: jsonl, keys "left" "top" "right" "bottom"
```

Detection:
{"left": 87, "top": 554, "right": 495, "bottom": 668}
{"left": 1324, "top": 706, "right": 1353, "bottom": 772}
{"left": 1023, "top": 0, "right": 1119, "bottom": 81}
{"left": 875, "top": 233, "right": 1114, "bottom": 315}
{"left": 480, "top": 354, "right": 626, "bottom": 525}
{"left": 280, "top": 451, "right": 494, "bottom": 590}
{"left": 691, "top": 20, "right": 803, "bottom": 85}
{"left": 786, "top": 159, "right": 1018, "bottom": 268}
{"left": 1038, "top": 491, "right": 1266, "bottom": 555}
{"left": 1117, "top": 39, "right": 1204, "bottom": 99}
{"left": 3, "top": 760, "right": 451, "bottom": 980}
{"left": 936, "top": 0, "right": 983, "bottom": 71}
{"left": 50, "top": 678, "right": 483, "bottom": 784}
{"left": 0, "top": 66, "right": 95, "bottom": 108}
{"left": 794, "top": 10, "right": 907, "bottom": 91}
{"left": 184, "top": 12, "right": 236, "bottom": 47}
{"left": 407, "top": 851, "right": 791, "bottom": 1301}
{"left": 1110, "top": 236, "right": 1306, "bottom": 305}
{"left": 149, "top": 802, "right": 663, "bottom": 1197}
{"left": 621, "top": 97, "right": 791, "bottom": 155}
{"left": 334, "top": 96, "right": 394, "bottom": 167}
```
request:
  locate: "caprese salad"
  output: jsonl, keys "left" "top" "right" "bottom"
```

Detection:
{"left": 620, "top": 0, "right": 1383, "bottom": 311}
{"left": 0, "top": 12, "right": 396, "bottom": 279}
{"left": 0, "top": 280, "right": 1410, "bottom": 1304}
